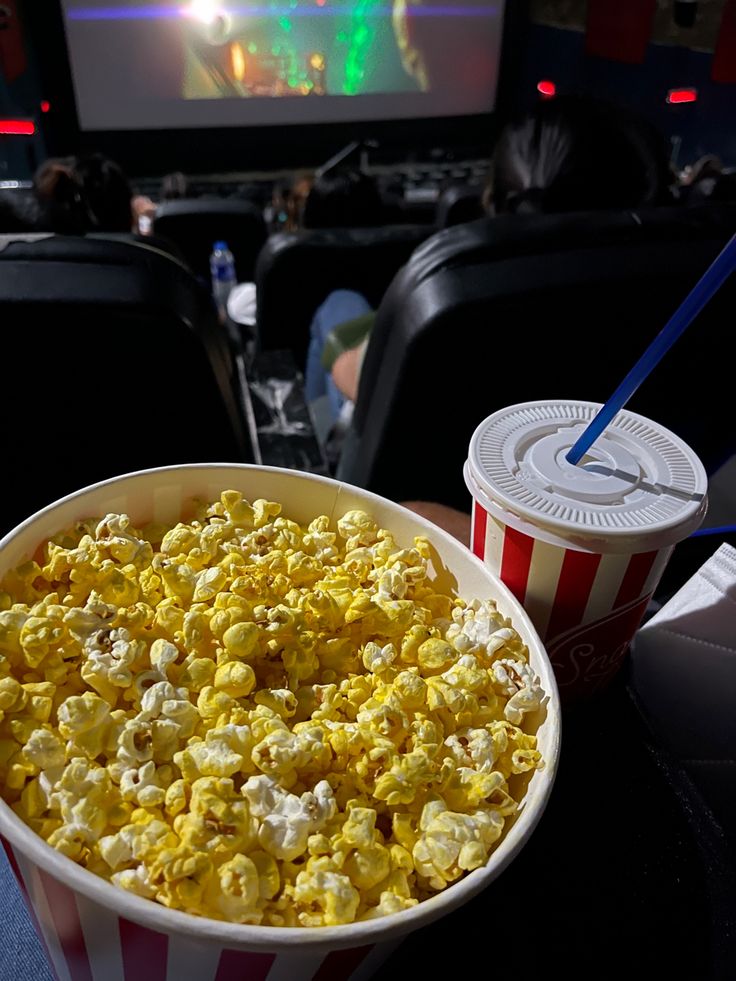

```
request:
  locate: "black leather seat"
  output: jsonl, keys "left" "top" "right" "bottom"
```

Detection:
{"left": 435, "top": 184, "right": 485, "bottom": 228}
{"left": 254, "top": 224, "right": 433, "bottom": 368}
{"left": 87, "top": 230, "right": 188, "bottom": 265}
{"left": 338, "top": 202, "right": 736, "bottom": 512}
{"left": 153, "top": 198, "right": 268, "bottom": 284}
{"left": 0, "top": 235, "right": 254, "bottom": 537}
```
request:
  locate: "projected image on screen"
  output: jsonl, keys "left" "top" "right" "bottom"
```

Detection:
{"left": 60, "top": 1, "right": 504, "bottom": 131}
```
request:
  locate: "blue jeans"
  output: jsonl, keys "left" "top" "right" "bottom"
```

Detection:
{"left": 0, "top": 848, "right": 54, "bottom": 981}
{"left": 304, "top": 289, "right": 372, "bottom": 423}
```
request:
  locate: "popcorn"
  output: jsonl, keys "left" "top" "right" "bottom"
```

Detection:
{"left": 412, "top": 800, "right": 505, "bottom": 891}
{"left": 221, "top": 621, "right": 259, "bottom": 659}
{"left": 243, "top": 775, "right": 335, "bottom": 860}
{"left": 287, "top": 859, "right": 360, "bottom": 926}
{"left": 0, "top": 491, "right": 545, "bottom": 926}
{"left": 361, "top": 641, "right": 397, "bottom": 675}
{"left": 213, "top": 661, "right": 256, "bottom": 698}
{"left": 120, "top": 761, "right": 166, "bottom": 808}
{"left": 22, "top": 729, "right": 66, "bottom": 771}
{"left": 206, "top": 853, "right": 259, "bottom": 922}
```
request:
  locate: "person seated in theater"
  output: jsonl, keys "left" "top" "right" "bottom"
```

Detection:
{"left": 483, "top": 94, "right": 673, "bottom": 215}
{"left": 300, "top": 167, "right": 384, "bottom": 230}
{"left": 270, "top": 172, "right": 315, "bottom": 233}
{"left": 33, "top": 154, "right": 137, "bottom": 234}
{"left": 160, "top": 171, "right": 191, "bottom": 202}
{"left": 306, "top": 94, "right": 674, "bottom": 433}
{"left": 130, "top": 170, "right": 191, "bottom": 235}
{"left": 227, "top": 167, "right": 382, "bottom": 327}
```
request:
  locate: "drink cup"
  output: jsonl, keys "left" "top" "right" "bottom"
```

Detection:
{"left": 464, "top": 400, "right": 708, "bottom": 702}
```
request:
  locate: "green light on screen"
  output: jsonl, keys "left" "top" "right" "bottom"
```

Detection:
{"left": 342, "top": 0, "right": 379, "bottom": 95}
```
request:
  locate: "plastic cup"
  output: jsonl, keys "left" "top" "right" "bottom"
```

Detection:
{"left": 0, "top": 464, "right": 560, "bottom": 981}
{"left": 464, "top": 400, "right": 708, "bottom": 703}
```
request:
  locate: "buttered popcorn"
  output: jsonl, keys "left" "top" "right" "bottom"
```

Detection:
{"left": 0, "top": 492, "right": 545, "bottom": 926}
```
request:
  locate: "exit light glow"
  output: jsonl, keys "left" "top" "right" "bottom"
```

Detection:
{"left": 667, "top": 88, "right": 698, "bottom": 104}
{"left": 0, "top": 119, "right": 35, "bottom": 135}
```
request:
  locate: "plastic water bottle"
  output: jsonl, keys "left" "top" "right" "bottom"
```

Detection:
{"left": 209, "top": 240, "right": 237, "bottom": 320}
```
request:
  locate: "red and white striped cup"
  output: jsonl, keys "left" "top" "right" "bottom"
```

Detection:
{"left": 0, "top": 464, "right": 560, "bottom": 981}
{"left": 465, "top": 401, "right": 708, "bottom": 702}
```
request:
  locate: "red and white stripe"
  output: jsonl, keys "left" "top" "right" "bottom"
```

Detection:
{"left": 471, "top": 500, "right": 671, "bottom": 697}
{"left": 1, "top": 838, "right": 397, "bottom": 981}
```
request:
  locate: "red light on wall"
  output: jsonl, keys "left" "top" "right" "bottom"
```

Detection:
{"left": 667, "top": 87, "right": 698, "bottom": 104}
{"left": 537, "top": 80, "right": 556, "bottom": 98}
{"left": 40, "top": 100, "right": 50, "bottom": 113}
{"left": 0, "top": 119, "right": 35, "bottom": 135}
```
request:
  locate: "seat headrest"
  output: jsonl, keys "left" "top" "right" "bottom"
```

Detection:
{"left": 406, "top": 201, "right": 736, "bottom": 288}
{"left": 155, "top": 198, "right": 264, "bottom": 220}
{"left": 0, "top": 232, "right": 184, "bottom": 267}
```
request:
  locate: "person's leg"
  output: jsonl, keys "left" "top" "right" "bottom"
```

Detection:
{"left": 304, "top": 290, "right": 373, "bottom": 407}
{"left": 0, "top": 849, "right": 54, "bottom": 981}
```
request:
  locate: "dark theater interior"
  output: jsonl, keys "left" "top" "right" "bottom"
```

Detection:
{"left": 1, "top": 2, "right": 735, "bottom": 979}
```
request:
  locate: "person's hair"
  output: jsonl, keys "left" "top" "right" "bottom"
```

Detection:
{"left": 485, "top": 95, "right": 674, "bottom": 216}
{"left": 34, "top": 153, "right": 133, "bottom": 233}
{"left": 302, "top": 167, "right": 383, "bottom": 229}
{"left": 160, "top": 171, "right": 189, "bottom": 201}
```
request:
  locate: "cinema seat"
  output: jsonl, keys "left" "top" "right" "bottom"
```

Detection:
{"left": 337, "top": 202, "right": 736, "bottom": 512}
{"left": 254, "top": 223, "right": 433, "bottom": 368}
{"left": 434, "top": 184, "right": 485, "bottom": 228}
{"left": 0, "top": 235, "right": 254, "bottom": 537}
{"left": 153, "top": 198, "right": 268, "bottom": 284}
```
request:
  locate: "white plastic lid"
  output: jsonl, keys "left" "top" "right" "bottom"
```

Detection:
{"left": 465, "top": 400, "right": 708, "bottom": 554}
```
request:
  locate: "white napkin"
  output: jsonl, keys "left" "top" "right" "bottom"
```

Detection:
{"left": 227, "top": 281, "right": 257, "bottom": 326}
{"left": 630, "top": 543, "right": 736, "bottom": 763}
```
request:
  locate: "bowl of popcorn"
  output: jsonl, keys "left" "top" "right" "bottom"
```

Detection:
{"left": 0, "top": 464, "right": 560, "bottom": 981}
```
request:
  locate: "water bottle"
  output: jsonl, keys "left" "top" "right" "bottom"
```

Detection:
{"left": 209, "top": 240, "right": 237, "bottom": 320}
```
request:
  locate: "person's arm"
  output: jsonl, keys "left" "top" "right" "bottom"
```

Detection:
{"left": 131, "top": 195, "right": 156, "bottom": 234}
{"left": 331, "top": 338, "right": 367, "bottom": 402}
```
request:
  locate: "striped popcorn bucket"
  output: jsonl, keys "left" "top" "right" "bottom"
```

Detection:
{"left": 0, "top": 465, "right": 560, "bottom": 981}
{"left": 465, "top": 401, "right": 708, "bottom": 703}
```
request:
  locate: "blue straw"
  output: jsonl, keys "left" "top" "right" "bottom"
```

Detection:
{"left": 566, "top": 233, "right": 736, "bottom": 465}
{"left": 690, "top": 524, "right": 736, "bottom": 538}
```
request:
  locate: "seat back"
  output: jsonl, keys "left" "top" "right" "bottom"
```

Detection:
{"left": 153, "top": 198, "right": 268, "bottom": 284}
{"left": 254, "top": 224, "right": 433, "bottom": 368}
{"left": 435, "top": 184, "right": 485, "bottom": 228}
{"left": 0, "top": 188, "right": 39, "bottom": 232}
{"left": 0, "top": 235, "right": 254, "bottom": 536}
{"left": 87, "top": 230, "right": 188, "bottom": 265}
{"left": 338, "top": 203, "right": 736, "bottom": 511}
